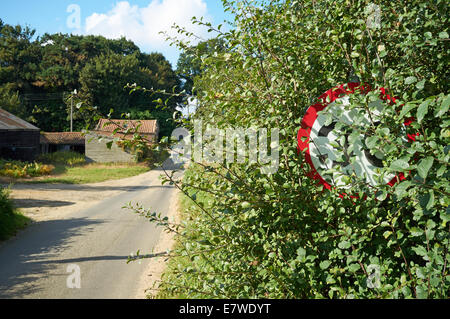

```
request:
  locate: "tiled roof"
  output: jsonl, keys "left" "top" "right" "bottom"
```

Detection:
{"left": 40, "top": 132, "right": 85, "bottom": 145}
{"left": 0, "top": 108, "right": 40, "bottom": 131}
{"left": 89, "top": 131, "right": 157, "bottom": 144}
{"left": 95, "top": 119, "right": 158, "bottom": 135}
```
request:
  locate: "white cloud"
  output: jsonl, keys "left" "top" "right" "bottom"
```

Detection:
{"left": 84, "top": 0, "right": 211, "bottom": 53}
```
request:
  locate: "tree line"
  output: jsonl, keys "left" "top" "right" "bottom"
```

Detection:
{"left": 0, "top": 19, "right": 187, "bottom": 137}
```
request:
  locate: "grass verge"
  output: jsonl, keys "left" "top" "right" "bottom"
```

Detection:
{"left": 0, "top": 187, "right": 31, "bottom": 241}
{"left": 27, "top": 162, "right": 151, "bottom": 184}
{"left": 1, "top": 151, "right": 153, "bottom": 184}
{"left": 154, "top": 164, "right": 215, "bottom": 299}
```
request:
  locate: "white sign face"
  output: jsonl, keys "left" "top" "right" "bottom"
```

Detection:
{"left": 308, "top": 96, "right": 394, "bottom": 188}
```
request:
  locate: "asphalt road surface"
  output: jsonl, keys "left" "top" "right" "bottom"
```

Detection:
{"left": 0, "top": 167, "right": 181, "bottom": 299}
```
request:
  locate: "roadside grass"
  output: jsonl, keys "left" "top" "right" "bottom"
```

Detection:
{"left": 37, "top": 151, "right": 86, "bottom": 166}
{"left": 0, "top": 151, "right": 152, "bottom": 184}
{"left": 28, "top": 162, "right": 151, "bottom": 184}
{"left": 154, "top": 164, "right": 215, "bottom": 299}
{"left": 0, "top": 187, "right": 31, "bottom": 241}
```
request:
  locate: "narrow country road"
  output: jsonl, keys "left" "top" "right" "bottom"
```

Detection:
{"left": 0, "top": 166, "right": 181, "bottom": 299}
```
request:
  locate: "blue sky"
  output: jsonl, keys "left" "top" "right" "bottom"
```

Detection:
{"left": 0, "top": 0, "right": 233, "bottom": 67}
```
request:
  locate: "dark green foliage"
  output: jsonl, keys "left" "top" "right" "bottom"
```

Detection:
{"left": 176, "top": 38, "right": 227, "bottom": 96}
{"left": 0, "top": 187, "right": 29, "bottom": 241}
{"left": 0, "top": 187, "right": 14, "bottom": 215}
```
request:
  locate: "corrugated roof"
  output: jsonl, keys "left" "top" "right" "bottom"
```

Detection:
{"left": 0, "top": 108, "right": 40, "bottom": 131}
{"left": 40, "top": 132, "right": 85, "bottom": 145}
{"left": 95, "top": 119, "right": 158, "bottom": 135}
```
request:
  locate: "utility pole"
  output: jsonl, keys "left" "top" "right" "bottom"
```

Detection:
{"left": 70, "top": 97, "right": 73, "bottom": 132}
{"left": 70, "top": 89, "right": 77, "bottom": 132}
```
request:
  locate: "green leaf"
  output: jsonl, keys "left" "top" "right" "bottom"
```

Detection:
{"left": 390, "top": 159, "right": 410, "bottom": 171}
{"left": 426, "top": 219, "right": 436, "bottom": 229}
{"left": 419, "top": 191, "right": 435, "bottom": 210}
{"left": 439, "top": 31, "right": 449, "bottom": 39}
{"left": 326, "top": 275, "right": 336, "bottom": 284}
{"left": 376, "top": 190, "right": 388, "bottom": 201}
{"left": 435, "top": 94, "right": 450, "bottom": 117}
{"left": 430, "top": 276, "right": 440, "bottom": 288}
{"left": 425, "top": 228, "right": 435, "bottom": 240}
{"left": 410, "top": 227, "right": 423, "bottom": 237}
{"left": 395, "top": 181, "right": 411, "bottom": 199}
{"left": 365, "top": 136, "right": 378, "bottom": 149}
{"left": 348, "top": 263, "right": 360, "bottom": 272}
{"left": 405, "top": 76, "right": 417, "bottom": 85}
{"left": 400, "top": 103, "right": 418, "bottom": 118}
{"left": 416, "top": 157, "right": 434, "bottom": 179}
{"left": 436, "top": 164, "right": 446, "bottom": 177}
{"left": 241, "top": 201, "right": 251, "bottom": 209}
{"left": 198, "top": 239, "right": 212, "bottom": 246}
{"left": 417, "top": 100, "right": 430, "bottom": 123}
{"left": 427, "top": 191, "right": 435, "bottom": 210}
{"left": 416, "top": 79, "right": 425, "bottom": 90}
{"left": 415, "top": 285, "right": 428, "bottom": 299}
{"left": 320, "top": 260, "right": 331, "bottom": 270}
{"left": 441, "top": 207, "right": 450, "bottom": 224}
{"left": 338, "top": 241, "right": 351, "bottom": 249}
{"left": 412, "top": 245, "right": 427, "bottom": 256}
{"left": 296, "top": 247, "right": 306, "bottom": 260}
{"left": 416, "top": 267, "right": 427, "bottom": 279}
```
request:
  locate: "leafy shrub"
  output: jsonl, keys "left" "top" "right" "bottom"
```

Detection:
{"left": 130, "top": 0, "right": 449, "bottom": 299}
{"left": 37, "top": 151, "right": 86, "bottom": 166}
{"left": 0, "top": 186, "right": 14, "bottom": 215}
{"left": 0, "top": 186, "right": 30, "bottom": 240}
{"left": 0, "top": 159, "right": 54, "bottom": 178}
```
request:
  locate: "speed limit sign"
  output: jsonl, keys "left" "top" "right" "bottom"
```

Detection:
{"left": 297, "top": 83, "right": 415, "bottom": 190}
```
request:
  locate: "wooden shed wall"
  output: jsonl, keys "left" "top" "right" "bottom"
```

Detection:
{"left": 0, "top": 130, "right": 40, "bottom": 161}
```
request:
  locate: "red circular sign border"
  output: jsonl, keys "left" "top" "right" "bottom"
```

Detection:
{"left": 297, "top": 82, "right": 414, "bottom": 192}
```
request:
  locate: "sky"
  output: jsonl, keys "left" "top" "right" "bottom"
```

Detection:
{"left": 0, "top": 0, "right": 234, "bottom": 67}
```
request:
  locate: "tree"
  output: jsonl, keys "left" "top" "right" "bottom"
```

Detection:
{"left": 79, "top": 52, "right": 140, "bottom": 116}
{"left": 0, "top": 84, "right": 24, "bottom": 116}
{"left": 176, "top": 38, "right": 227, "bottom": 96}
{"left": 131, "top": 52, "right": 182, "bottom": 111}
{"left": 0, "top": 23, "right": 40, "bottom": 93}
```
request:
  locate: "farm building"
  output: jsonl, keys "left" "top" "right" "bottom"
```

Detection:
{"left": 0, "top": 108, "right": 40, "bottom": 161}
{"left": 40, "top": 132, "right": 85, "bottom": 154}
{"left": 85, "top": 119, "right": 159, "bottom": 163}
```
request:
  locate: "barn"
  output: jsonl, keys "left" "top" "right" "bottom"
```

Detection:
{"left": 40, "top": 132, "right": 85, "bottom": 155}
{"left": 85, "top": 119, "right": 159, "bottom": 163}
{"left": 0, "top": 108, "right": 40, "bottom": 162}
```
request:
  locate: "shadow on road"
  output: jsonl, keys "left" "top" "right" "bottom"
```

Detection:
{"left": 0, "top": 217, "right": 104, "bottom": 298}
{"left": 29, "top": 255, "right": 130, "bottom": 264}
{"left": 12, "top": 199, "right": 76, "bottom": 209}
